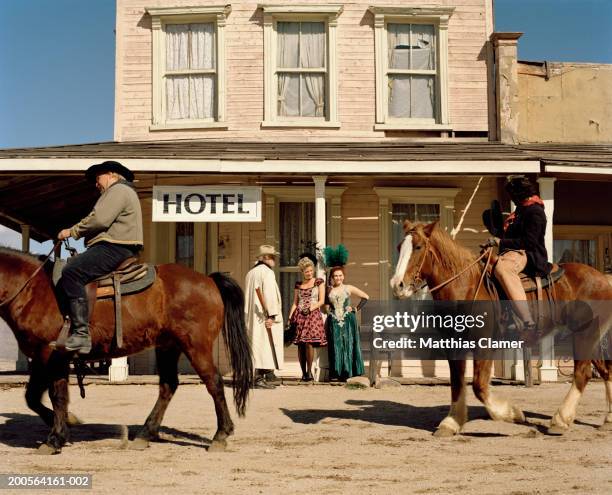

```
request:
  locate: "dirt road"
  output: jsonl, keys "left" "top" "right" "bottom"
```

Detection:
{"left": 0, "top": 381, "right": 610, "bottom": 494}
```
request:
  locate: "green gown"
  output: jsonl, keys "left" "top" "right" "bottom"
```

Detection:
{"left": 328, "top": 287, "right": 365, "bottom": 380}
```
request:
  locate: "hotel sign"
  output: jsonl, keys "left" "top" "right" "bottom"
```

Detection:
{"left": 153, "top": 186, "right": 262, "bottom": 222}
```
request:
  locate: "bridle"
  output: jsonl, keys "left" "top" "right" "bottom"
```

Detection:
{"left": 409, "top": 236, "right": 439, "bottom": 291}
{"left": 0, "top": 241, "right": 61, "bottom": 308}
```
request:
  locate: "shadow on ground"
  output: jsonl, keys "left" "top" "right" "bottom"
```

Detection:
{"left": 0, "top": 413, "right": 211, "bottom": 450}
{"left": 280, "top": 399, "right": 600, "bottom": 435}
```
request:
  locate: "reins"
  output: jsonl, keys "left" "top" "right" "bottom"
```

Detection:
{"left": 412, "top": 238, "right": 493, "bottom": 297}
{"left": 0, "top": 241, "right": 61, "bottom": 308}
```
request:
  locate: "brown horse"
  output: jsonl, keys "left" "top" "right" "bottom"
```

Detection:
{"left": 0, "top": 247, "right": 253, "bottom": 454}
{"left": 390, "top": 221, "right": 612, "bottom": 436}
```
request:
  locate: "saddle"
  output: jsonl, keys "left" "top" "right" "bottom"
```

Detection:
{"left": 54, "top": 256, "right": 156, "bottom": 349}
{"left": 93, "top": 257, "right": 151, "bottom": 296}
{"left": 519, "top": 264, "right": 565, "bottom": 293}
{"left": 481, "top": 256, "right": 566, "bottom": 348}
{"left": 484, "top": 253, "right": 565, "bottom": 295}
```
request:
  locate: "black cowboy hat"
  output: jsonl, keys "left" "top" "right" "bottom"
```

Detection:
{"left": 85, "top": 161, "right": 134, "bottom": 183}
{"left": 482, "top": 199, "right": 504, "bottom": 237}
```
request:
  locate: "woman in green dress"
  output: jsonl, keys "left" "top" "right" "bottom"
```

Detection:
{"left": 327, "top": 266, "right": 369, "bottom": 381}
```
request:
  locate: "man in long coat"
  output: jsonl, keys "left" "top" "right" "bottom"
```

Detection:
{"left": 245, "top": 245, "right": 284, "bottom": 389}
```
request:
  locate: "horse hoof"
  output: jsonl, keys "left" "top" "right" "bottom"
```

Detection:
{"left": 67, "top": 412, "right": 82, "bottom": 426}
{"left": 208, "top": 440, "right": 227, "bottom": 452}
{"left": 118, "top": 425, "right": 129, "bottom": 449}
{"left": 36, "top": 444, "right": 60, "bottom": 455}
{"left": 598, "top": 422, "right": 612, "bottom": 431}
{"left": 547, "top": 424, "right": 569, "bottom": 436}
{"left": 433, "top": 426, "right": 457, "bottom": 438}
{"left": 128, "top": 437, "right": 150, "bottom": 450}
{"left": 513, "top": 407, "right": 526, "bottom": 424}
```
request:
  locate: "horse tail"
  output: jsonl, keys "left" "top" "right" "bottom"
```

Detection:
{"left": 209, "top": 272, "right": 253, "bottom": 417}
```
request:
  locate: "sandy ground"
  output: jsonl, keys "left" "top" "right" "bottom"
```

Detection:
{"left": 0, "top": 380, "right": 610, "bottom": 495}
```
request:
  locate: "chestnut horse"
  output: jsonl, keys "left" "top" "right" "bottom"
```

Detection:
{"left": 390, "top": 221, "right": 612, "bottom": 436}
{"left": 0, "top": 247, "right": 253, "bottom": 454}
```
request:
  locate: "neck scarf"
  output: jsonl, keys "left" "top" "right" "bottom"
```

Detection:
{"left": 503, "top": 195, "right": 544, "bottom": 232}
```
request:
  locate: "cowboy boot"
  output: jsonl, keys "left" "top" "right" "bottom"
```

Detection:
{"left": 63, "top": 298, "right": 92, "bottom": 355}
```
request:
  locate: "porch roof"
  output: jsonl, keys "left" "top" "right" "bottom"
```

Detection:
{"left": 0, "top": 141, "right": 610, "bottom": 241}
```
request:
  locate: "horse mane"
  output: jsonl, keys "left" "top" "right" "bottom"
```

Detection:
{"left": 428, "top": 225, "right": 480, "bottom": 280}
{"left": 0, "top": 246, "right": 45, "bottom": 268}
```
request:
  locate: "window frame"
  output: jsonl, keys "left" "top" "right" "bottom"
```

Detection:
{"left": 369, "top": 6, "right": 454, "bottom": 131}
{"left": 261, "top": 4, "right": 343, "bottom": 128}
{"left": 146, "top": 5, "right": 231, "bottom": 131}
{"left": 553, "top": 224, "right": 612, "bottom": 272}
{"left": 374, "top": 187, "right": 459, "bottom": 300}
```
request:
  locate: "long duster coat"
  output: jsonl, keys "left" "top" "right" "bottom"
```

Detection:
{"left": 244, "top": 263, "right": 284, "bottom": 370}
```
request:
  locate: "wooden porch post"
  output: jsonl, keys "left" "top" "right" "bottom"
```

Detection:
{"left": 537, "top": 177, "right": 558, "bottom": 382}
{"left": 16, "top": 225, "right": 31, "bottom": 372}
{"left": 313, "top": 176, "right": 329, "bottom": 381}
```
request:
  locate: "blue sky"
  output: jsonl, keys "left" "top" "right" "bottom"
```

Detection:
{"left": 0, "top": 0, "right": 610, "bottom": 150}
{"left": 0, "top": 0, "right": 611, "bottom": 251}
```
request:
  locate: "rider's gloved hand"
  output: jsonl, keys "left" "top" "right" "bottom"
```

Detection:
{"left": 480, "top": 237, "right": 500, "bottom": 249}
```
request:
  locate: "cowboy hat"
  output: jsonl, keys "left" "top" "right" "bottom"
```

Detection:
{"left": 85, "top": 161, "right": 135, "bottom": 183}
{"left": 257, "top": 244, "right": 280, "bottom": 258}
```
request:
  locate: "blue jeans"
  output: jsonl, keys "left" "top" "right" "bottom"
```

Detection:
{"left": 57, "top": 242, "right": 140, "bottom": 300}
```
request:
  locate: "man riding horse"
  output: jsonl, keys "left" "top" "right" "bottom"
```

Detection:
{"left": 52, "top": 161, "right": 143, "bottom": 354}
{"left": 489, "top": 175, "right": 551, "bottom": 335}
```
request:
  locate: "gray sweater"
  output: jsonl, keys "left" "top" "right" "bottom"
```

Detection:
{"left": 70, "top": 180, "right": 143, "bottom": 247}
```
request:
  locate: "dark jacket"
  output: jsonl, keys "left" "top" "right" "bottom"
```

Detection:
{"left": 499, "top": 203, "right": 551, "bottom": 277}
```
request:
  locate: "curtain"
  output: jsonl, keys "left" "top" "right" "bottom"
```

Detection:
{"left": 387, "top": 23, "right": 435, "bottom": 119}
{"left": 554, "top": 240, "right": 596, "bottom": 267}
{"left": 391, "top": 204, "right": 416, "bottom": 268}
{"left": 301, "top": 22, "right": 325, "bottom": 117}
{"left": 277, "top": 22, "right": 300, "bottom": 116}
{"left": 388, "top": 23, "right": 410, "bottom": 70}
{"left": 277, "top": 22, "right": 325, "bottom": 117}
{"left": 410, "top": 75, "right": 435, "bottom": 119}
{"left": 165, "top": 23, "right": 215, "bottom": 120}
{"left": 388, "top": 75, "right": 435, "bottom": 119}
{"left": 411, "top": 24, "right": 435, "bottom": 70}
{"left": 175, "top": 223, "right": 194, "bottom": 268}
{"left": 390, "top": 203, "right": 440, "bottom": 267}
{"left": 279, "top": 202, "right": 316, "bottom": 320}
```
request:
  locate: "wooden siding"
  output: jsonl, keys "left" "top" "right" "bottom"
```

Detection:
{"left": 115, "top": 0, "right": 492, "bottom": 142}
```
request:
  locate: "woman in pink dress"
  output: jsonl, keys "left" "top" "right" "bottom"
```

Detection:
{"left": 289, "top": 255, "right": 327, "bottom": 382}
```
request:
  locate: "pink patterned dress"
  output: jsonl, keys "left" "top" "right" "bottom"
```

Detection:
{"left": 292, "top": 278, "right": 327, "bottom": 346}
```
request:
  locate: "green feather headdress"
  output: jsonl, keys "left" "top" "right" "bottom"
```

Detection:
{"left": 322, "top": 244, "right": 349, "bottom": 268}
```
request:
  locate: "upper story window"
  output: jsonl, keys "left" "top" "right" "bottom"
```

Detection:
{"left": 277, "top": 21, "right": 326, "bottom": 118}
{"left": 146, "top": 6, "right": 231, "bottom": 131}
{"left": 369, "top": 7, "right": 454, "bottom": 131}
{"left": 261, "top": 4, "right": 343, "bottom": 128}
{"left": 387, "top": 23, "right": 436, "bottom": 119}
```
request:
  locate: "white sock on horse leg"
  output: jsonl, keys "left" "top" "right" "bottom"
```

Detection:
{"left": 484, "top": 393, "right": 524, "bottom": 423}
{"left": 605, "top": 380, "right": 612, "bottom": 424}
{"left": 438, "top": 387, "right": 467, "bottom": 433}
{"left": 551, "top": 383, "right": 582, "bottom": 429}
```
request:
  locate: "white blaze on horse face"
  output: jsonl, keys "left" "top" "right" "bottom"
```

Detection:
{"left": 390, "top": 234, "right": 413, "bottom": 298}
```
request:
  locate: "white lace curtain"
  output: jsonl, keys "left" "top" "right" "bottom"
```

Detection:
{"left": 387, "top": 23, "right": 436, "bottom": 119}
{"left": 277, "top": 22, "right": 325, "bottom": 117}
{"left": 165, "top": 23, "right": 215, "bottom": 120}
{"left": 279, "top": 202, "right": 316, "bottom": 320}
